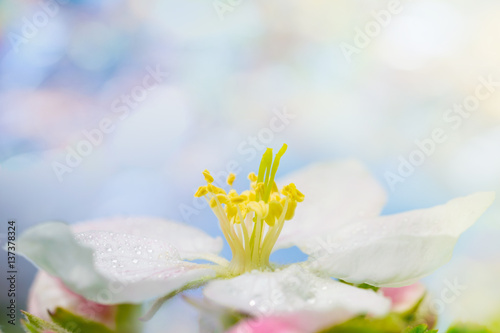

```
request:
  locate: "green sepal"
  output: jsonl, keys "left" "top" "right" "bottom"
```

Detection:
{"left": 338, "top": 279, "right": 380, "bottom": 292}
{"left": 21, "top": 310, "right": 71, "bottom": 333}
{"left": 141, "top": 278, "right": 211, "bottom": 321}
{"left": 115, "top": 304, "right": 143, "bottom": 333}
{"left": 400, "top": 292, "right": 429, "bottom": 324}
{"left": 183, "top": 295, "right": 248, "bottom": 332}
{"left": 403, "top": 324, "right": 438, "bottom": 333}
{"left": 320, "top": 314, "right": 406, "bottom": 333}
{"left": 49, "top": 307, "right": 114, "bottom": 333}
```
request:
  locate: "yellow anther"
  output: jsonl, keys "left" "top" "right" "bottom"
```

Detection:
{"left": 194, "top": 186, "right": 208, "bottom": 197}
{"left": 209, "top": 194, "right": 229, "bottom": 208}
{"left": 203, "top": 170, "right": 214, "bottom": 183}
{"left": 230, "top": 194, "right": 248, "bottom": 204}
{"left": 281, "top": 183, "right": 304, "bottom": 202}
{"left": 226, "top": 203, "right": 237, "bottom": 221}
{"left": 288, "top": 183, "right": 305, "bottom": 202}
{"left": 270, "top": 192, "right": 281, "bottom": 202}
{"left": 248, "top": 172, "right": 257, "bottom": 182}
{"left": 265, "top": 200, "right": 283, "bottom": 226}
{"left": 208, "top": 184, "right": 226, "bottom": 194}
{"left": 285, "top": 200, "right": 298, "bottom": 220}
{"left": 247, "top": 200, "right": 269, "bottom": 219}
{"left": 227, "top": 173, "right": 236, "bottom": 186}
{"left": 254, "top": 182, "right": 265, "bottom": 198}
{"left": 241, "top": 190, "right": 256, "bottom": 202}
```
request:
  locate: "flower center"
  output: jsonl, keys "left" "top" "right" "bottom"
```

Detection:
{"left": 194, "top": 144, "right": 304, "bottom": 275}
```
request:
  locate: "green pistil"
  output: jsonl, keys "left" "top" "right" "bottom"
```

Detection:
{"left": 264, "top": 143, "right": 287, "bottom": 201}
{"left": 256, "top": 144, "right": 288, "bottom": 202}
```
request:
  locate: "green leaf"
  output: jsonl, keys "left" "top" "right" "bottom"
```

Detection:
{"left": 21, "top": 311, "right": 71, "bottom": 333}
{"left": 49, "top": 307, "right": 114, "bottom": 333}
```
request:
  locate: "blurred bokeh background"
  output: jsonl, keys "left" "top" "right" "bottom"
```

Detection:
{"left": 1, "top": 0, "right": 500, "bottom": 331}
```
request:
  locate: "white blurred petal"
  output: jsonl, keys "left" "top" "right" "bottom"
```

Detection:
{"left": 18, "top": 221, "right": 218, "bottom": 304}
{"left": 204, "top": 265, "right": 390, "bottom": 332}
{"left": 275, "top": 160, "right": 387, "bottom": 250}
{"left": 304, "top": 192, "right": 495, "bottom": 287}
{"left": 73, "top": 217, "right": 223, "bottom": 259}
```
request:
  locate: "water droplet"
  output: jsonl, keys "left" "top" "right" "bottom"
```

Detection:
{"left": 249, "top": 300, "right": 256, "bottom": 307}
{"left": 136, "top": 251, "right": 142, "bottom": 255}
{"left": 132, "top": 259, "right": 138, "bottom": 264}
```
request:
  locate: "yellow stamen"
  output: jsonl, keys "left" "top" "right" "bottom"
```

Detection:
{"left": 194, "top": 186, "right": 208, "bottom": 197}
{"left": 195, "top": 144, "right": 303, "bottom": 275}
{"left": 231, "top": 194, "right": 248, "bottom": 204}
{"left": 227, "top": 173, "right": 236, "bottom": 186}
{"left": 265, "top": 200, "right": 283, "bottom": 227}
{"left": 203, "top": 169, "right": 214, "bottom": 183}
{"left": 248, "top": 172, "right": 257, "bottom": 182}
{"left": 208, "top": 184, "right": 226, "bottom": 194}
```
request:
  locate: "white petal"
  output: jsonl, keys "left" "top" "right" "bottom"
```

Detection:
{"left": 18, "top": 221, "right": 217, "bottom": 304}
{"left": 275, "top": 160, "right": 387, "bottom": 250}
{"left": 303, "top": 192, "right": 495, "bottom": 287}
{"left": 204, "top": 265, "right": 390, "bottom": 331}
{"left": 72, "top": 216, "right": 223, "bottom": 259}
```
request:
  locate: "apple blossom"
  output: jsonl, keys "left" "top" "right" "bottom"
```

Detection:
{"left": 17, "top": 144, "right": 495, "bottom": 331}
{"left": 28, "top": 271, "right": 117, "bottom": 327}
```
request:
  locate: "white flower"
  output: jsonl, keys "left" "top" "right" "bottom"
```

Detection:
{"left": 18, "top": 144, "right": 495, "bottom": 331}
